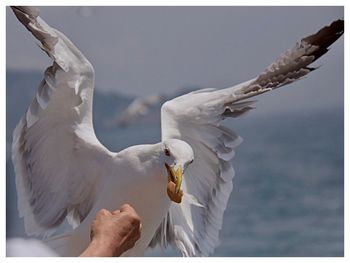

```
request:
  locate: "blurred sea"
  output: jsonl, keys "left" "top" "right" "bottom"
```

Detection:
{"left": 6, "top": 71, "right": 344, "bottom": 256}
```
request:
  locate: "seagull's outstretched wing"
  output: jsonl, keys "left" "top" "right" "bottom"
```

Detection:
{"left": 11, "top": 6, "right": 113, "bottom": 237}
{"left": 150, "top": 19, "right": 343, "bottom": 256}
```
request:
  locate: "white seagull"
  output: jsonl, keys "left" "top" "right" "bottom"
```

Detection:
{"left": 11, "top": 6, "right": 343, "bottom": 257}
{"left": 116, "top": 94, "right": 167, "bottom": 127}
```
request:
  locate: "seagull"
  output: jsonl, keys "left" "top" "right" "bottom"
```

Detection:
{"left": 10, "top": 6, "right": 343, "bottom": 257}
{"left": 115, "top": 94, "right": 167, "bottom": 127}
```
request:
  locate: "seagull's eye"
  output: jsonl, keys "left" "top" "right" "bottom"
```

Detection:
{"left": 164, "top": 148, "right": 170, "bottom": 156}
{"left": 190, "top": 159, "right": 194, "bottom": 164}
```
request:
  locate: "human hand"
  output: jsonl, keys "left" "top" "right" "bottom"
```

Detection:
{"left": 80, "top": 204, "right": 141, "bottom": 257}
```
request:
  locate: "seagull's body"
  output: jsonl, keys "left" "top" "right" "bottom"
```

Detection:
{"left": 41, "top": 143, "right": 173, "bottom": 256}
{"left": 10, "top": 6, "right": 343, "bottom": 257}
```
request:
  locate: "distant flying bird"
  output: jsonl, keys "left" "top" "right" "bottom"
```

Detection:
{"left": 111, "top": 88, "right": 198, "bottom": 128}
{"left": 11, "top": 6, "right": 343, "bottom": 256}
{"left": 115, "top": 94, "right": 167, "bottom": 127}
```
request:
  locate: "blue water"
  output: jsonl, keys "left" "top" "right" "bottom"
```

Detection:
{"left": 6, "top": 108, "right": 344, "bottom": 256}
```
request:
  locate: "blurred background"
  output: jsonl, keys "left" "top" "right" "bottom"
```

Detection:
{"left": 6, "top": 6, "right": 343, "bottom": 256}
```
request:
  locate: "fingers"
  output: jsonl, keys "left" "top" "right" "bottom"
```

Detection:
{"left": 120, "top": 204, "right": 141, "bottom": 226}
{"left": 111, "top": 209, "right": 121, "bottom": 216}
{"left": 120, "top": 203, "right": 136, "bottom": 213}
{"left": 97, "top": 204, "right": 141, "bottom": 229}
{"left": 96, "top": 208, "right": 111, "bottom": 218}
{"left": 89, "top": 204, "right": 142, "bottom": 256}
{"left": 98, "top": 204, "right": 136, "bottom": 215}
{"left": 120, "top": 204, "right": 142, "bottom": 241}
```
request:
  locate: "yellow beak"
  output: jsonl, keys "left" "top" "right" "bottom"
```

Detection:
{"left": 165, "top": 163, "right": 183, "bottom": 193}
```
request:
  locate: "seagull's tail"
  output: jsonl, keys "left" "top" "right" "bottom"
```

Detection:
{"left": 219, "top": 19, "right": 344, "bottom": 115}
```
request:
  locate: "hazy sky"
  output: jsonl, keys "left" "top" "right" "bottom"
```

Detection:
{"left": 6, "top": 6, "right": 344, "bottom": 115}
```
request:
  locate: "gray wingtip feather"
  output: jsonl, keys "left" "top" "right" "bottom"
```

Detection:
{"left": 302, "top": 19, "right": 344, "bottom": 61}
{"left": 235, "top": 18, "right": 343, "bottom": 100}
{"left": 11, "top": 6, "right": 40, "bottom": 18}
{"left": 11, "top": 6, "right": 57, "bottom": 49}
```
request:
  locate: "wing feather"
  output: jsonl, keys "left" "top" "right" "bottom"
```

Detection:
{"left": 11, "top": 6, "right": 112, "bottom": 237}
{"left": 150, "top": 19, "right": 343, "bottom": 256}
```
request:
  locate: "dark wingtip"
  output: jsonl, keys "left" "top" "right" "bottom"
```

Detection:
{"left": 302, "top": 19, "right": 344, "bottom": 48}
{"left": 11, "top": 6, "right": 40, "bottom": 19}
{"left": 11, "top": 6, "right": 40, "bottom": 31}
{"left": 302, "top": 19, "right": 344, "bottom": 61}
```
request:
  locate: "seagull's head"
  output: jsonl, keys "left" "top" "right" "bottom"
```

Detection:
{"left": 162, "top": 139, "right": 194, "bottom": 203}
